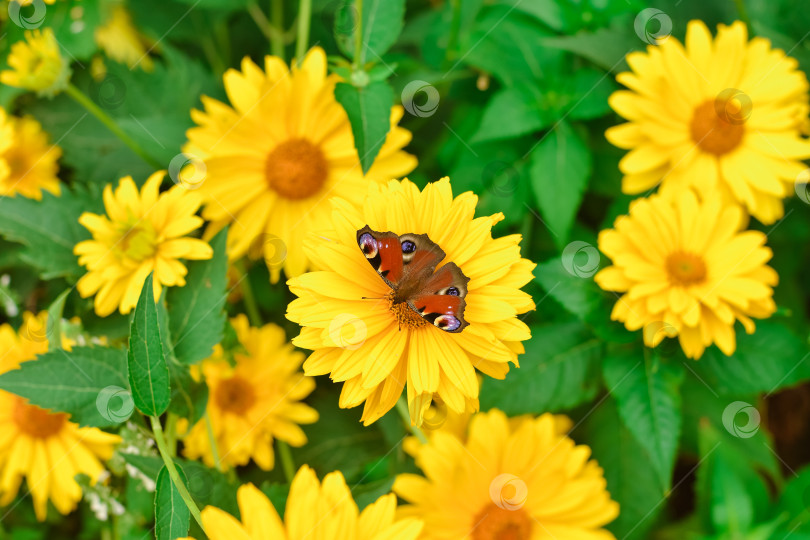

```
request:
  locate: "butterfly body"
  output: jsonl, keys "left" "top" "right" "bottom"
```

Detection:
{"left": 357, "top": 225, "right": 470, "bottom": 332}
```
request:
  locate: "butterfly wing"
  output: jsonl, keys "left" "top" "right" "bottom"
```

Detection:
{"left": 408, "top": 262, "right": 470, "bottom": 333}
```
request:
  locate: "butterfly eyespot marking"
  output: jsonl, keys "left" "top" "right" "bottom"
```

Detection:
{"left": 358, "top": 233, "right": 378, "bottom": 258}
{"left": 401, "top": 241, "right": 416, "bottom": 253}
{"left": 446, "top": 287, "right": 460, "bottom": 296}
{"left": 434, "top": 315, "right": 461, "bottom": 331}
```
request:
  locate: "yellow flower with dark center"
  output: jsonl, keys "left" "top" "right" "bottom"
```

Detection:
{"left": 181, "top": 315, "right": 317, "bottom": 470}
{"left": 94, "top": 5, "right": 154, "bottom": 71}
{"left": 393, "top": 409, "right": 619, "bottom": 540}
{"left": 606, "top": 20, "right": 810, "bottom": 224}
{"left": 74, "top": 172, "right": 213, "bottom": 316}
{"left": 594, "top": 189, "right": 777, "bottom": 359}
{"left": 182, "top": 47, "right": 417, "bottom": 282}
{"left": 0, "top": 112, "right": 61, "bottom": 199}
{"left": 286, "top": 178, "right": 535, "bottom": 426}
{"left": 0, "top": 312, "right": 120, "bottom": 521}
{"left": 180, "top": 466, "right": 423, "bottom": 540}
{"left": 1, "top": 28, "right": 70, "bottom": 97}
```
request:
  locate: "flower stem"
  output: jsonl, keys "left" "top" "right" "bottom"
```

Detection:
{"left": 352, "top": 0, "right": 364, "bottom": 70}
{"left": 236, "top": 261, "right": 263, "bottom": 327}
{"left": 164, "top": 412, "right": 178, "bottom": 458}
{"left": 277, "top": 440, "right": 296, "bottom": 482}
{"left": 204, "top": 411, "right": 224, "bottom": 472}
{"left": 733, "top": 0, "right": 753, "bottom": 34}
{"left": 295, "top": 0, "right": 313, "bottom": 62}
{"left": 64, "top": 83, "right": 162, "bottom": 170}
{"left": 247, "top": 0, "right": 286, "bottom": 49}
{"left": 149, "top": 415, "right": 204, "bottom": 530}
{"left": 395, "top": 396, "right": 427, "bottom": 444}
{"left": 271, "top": 0, "right": 285, "bottom": 58}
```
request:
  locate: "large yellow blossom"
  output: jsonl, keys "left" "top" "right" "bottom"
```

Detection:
{"left": 394, "top": 409, "right": 619, "bottom": 539}
{"left": 607, "top": 20, "right": 810, "bottom": 224}
{"left": 287, "top": 178, "right": 535, "bottom": 426}
{"left": 1, "top": 28, "right": 70, "bottom": 96}
{"left": 181, "top": 315, "right": 317, "bottom": 470}
{"left": 74, "top": 172, "right": 213, "bottom": 316}
{"left": 0, "top": 313, "right": 120, "bottom": 521}
{"left": 0, "top": 111, "right": 61, "bottom": 199}
{"left": 595, "top": 189, "right": 777, "bottom": 358}
{"left": 182, "top": 47, "right": 416, "bottom": 281}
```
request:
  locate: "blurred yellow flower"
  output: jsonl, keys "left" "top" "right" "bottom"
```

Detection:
{"left": 94, "top": 5, "right": 153, "bottom": 71}
{"left": 0, "top": 312, "right": 120, "bottom": 521}
{"left": 181, "top": 314, "right": 317, "bottom": 470}
{"left": 74, "top": 172, "right": 213, "bottom": 317}
{"left": 181, "top": 466, "right": 423, "bottom": 540}
{"left": 0, "top": 111, "right": 61, "bottom": 199}
{"left": 595, "top": 189, "right": 777, "bottom": 359}
{"left": 182, "top": 47, "right": 417, "bottom": 282}
{"left": 287, "top": 178, "right": 535, "bottom": 426}
{"left": 607, "top": 20, "right": 810, "bottom": 225}
{"left": 1, "top": 28, "right": 70, "bottom": 97}
{"left": 393, "top": 409, "right": 619, "bottom": 540}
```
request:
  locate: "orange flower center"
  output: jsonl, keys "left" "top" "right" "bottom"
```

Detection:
{"left": 13, "top": 397, "right": 68, "bottom": 438}
{"left": 265, "top": 139, "right": 328, "bottom": 200}
{"left": 689, "top": 100, "right": 745, "bottom": 156}
{"left": 472, "top": 503, "right": 533, "bottom": 540}
{"left": 666, "top": 251, "right": 707, "bottom": 286}
{"left": 116, "top": 219, "right": 158, "bottom": 262}
{"left": 214, "top": 375, "right": 256, "bottom": 414}
{"left": 388, "top": 292, "right": 427, "bottom": 329}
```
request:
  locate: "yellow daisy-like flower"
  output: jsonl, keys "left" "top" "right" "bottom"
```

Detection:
{"left": 0, "top": 313, "right": 120, "bottom": 521}
{"left": 181, "top": 314, "right": 317, "bottom": 470}
{"left": 0, "top": 112, "right": 61, "bottom": 199}
{"left": 74, "top": 171, "right": 213, "bottom": 317}
{"left": 594, "top": 189, "right": 777, "bottom": 359}
{"left": 393, "top": 409, "right": 619, "bottom": 540}
{"left": 181, "top": 466, "right": 423, "bottom": 540}
{"left": 607, "top": 20, "right": 810, "bottom": 224}
{"left": 1, "top": 28, "right": 70, "bottom": 97}
{"left": 286, "top": 178, "right": 535, "bottom": 426}
{"left": 182, "top": 47, "right": 417, "bottom": 282}
{"left": 94, "top": 5, "right": 154, "bottom": 71}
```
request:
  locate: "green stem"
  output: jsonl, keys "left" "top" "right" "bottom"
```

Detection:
{"left": 247, "top": 0, "right": 286, "bottom": 45}
{"left": 395, "top": 396, "right": 427, "bottom": 444}
{"left": 277, "top": 440, "right": 296, "bottom": 483}
{"left": 236, "top": 261, "right": 263, "bottom": 327}
{"left": 351, "top": 0, "right": 363, "bottom": 70}
{"left": 150, "top": 416, "right": 204, "bottom": 530}
{"left": 733, "top": 0, "right": 753, "bottom": 33}
{"left": 164, "top": 412, "right": 178, "bottom": 458}
{"left": 295, "top": 0, "right": 313, "bottom": 62}
{"left": 271, "top": 0, "right": 285, "bottom": 58}
{"left": 192, "top": 12, "right": 226, "bottom": 76}
{"left": 64, "top": 83, "right": 162, "bottom": 170}
{"left": 204, "top": 411, "right": 224, "bottom": 472}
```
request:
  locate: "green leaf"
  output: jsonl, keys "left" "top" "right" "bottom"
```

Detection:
{"left": 334, "top": 81, "right": 393, "bottom": 174}
{"left": 46, "top": 288, "right": 71, "bottom": 352}
{"left": 580, "top": 395, "right": 664, "bottom": 540}
{"left": 166, "top": 229, "right": 228, "bottom": 365}
{"left": 0, "top": 346, "right": 131, "bottom": 428}
{"left": 529, "top": 121, "right": 592, "bottom": 249}
{"left": 480, "top": 321, "right": 602, "bottom": 414}
{"left": 155, "top": 465, "right": 190, "bottom": 540}
{"left": 342, "top": 0, "right": 406, "bottom": 64}
{"left": 541, "top": 18, "right": 639, "bottom": 72}
{"left": 693, "top": 321, "right": 810, "bottom": 395}
{"left": 128, "top": 273, "right": 171, "bottom": 417}
{"left": 0, "top": 188, "right": 101, "bottom": 279}
{"left": 566, "top": 69, "right": 616, "bottom": 121}
{"left": 166, "top": 360, "right": 209, "bottom": 426}
{"left": 602, "top": 351, "right": 684, "bottom": 492}
{"left": 471, "top": 87, "right": 553, "bottom": 143}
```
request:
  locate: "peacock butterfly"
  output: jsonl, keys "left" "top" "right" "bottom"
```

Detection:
{"left": 357, "top": 225, "right": 470, "bottom": 333}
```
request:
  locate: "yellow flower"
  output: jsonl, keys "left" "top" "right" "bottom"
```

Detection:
{"left": 0, "top": 111, "right": 61, "bottom": 199}
{"left": 0, "top": 312, "right": 120, "bottom": 521}
{"left": 286, "top": 178, "right": 535, "bottom": 426}
{"left": 94, "top": 5, "right": 153, "bottom": 71}
{"left": 181, "top": 315, "right": 317, "bottom": 470}
{"left": 74, "top": 172, "right": 213, "bottom": 317}
{"left": 393, "top": 409, "right": 619, "bottom": 540}
{"left": 606, "top": 20, "right": 810, "bottom": 225}
{"left": 594, "top": 189, "right": 777, "bottom": 359}
{"left": 181, "top": 466, "right": 423, "bottom": 540}
{"left": 1, "top": 28, "right": 70, "bottom": 97}
{"left": 182, "top": 47, "right": 417, "bottom": 282}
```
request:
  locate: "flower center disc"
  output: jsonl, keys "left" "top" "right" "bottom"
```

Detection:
{"left": 666, "top": 251, "right": 707, "bottom": 286}
{"left": 472, "top": 503, "right": 533, "bottom": 540}
{"left": 116, "top": 220, "right": 158, "bottom": 262}
{"left": 214, "top": 375, "right": 256, "bottom": 414}
{"left": 265, "top": 139, "right": 328, "bottom": 200}
{"left": 689, "top": 100, "right": 745, "bottom": 156}
{"left": 388, "top": 293, "right": 428, "bottom": 329}
{"left": 13, "top": 397, "right": 67, "bottom": 438}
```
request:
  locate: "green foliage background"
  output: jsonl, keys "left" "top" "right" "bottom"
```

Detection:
{"left": 1, "top": 0, "right": 810, "bottom": 539}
